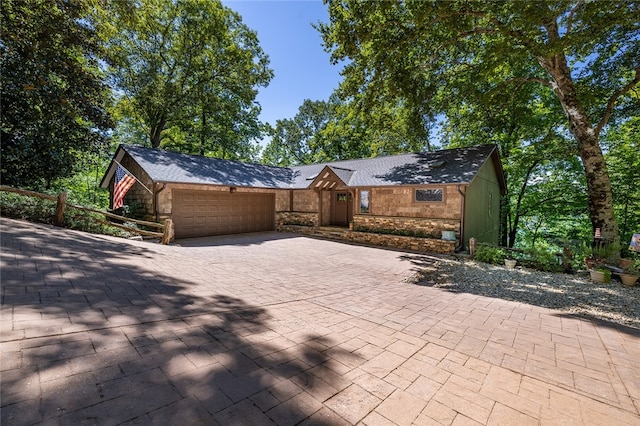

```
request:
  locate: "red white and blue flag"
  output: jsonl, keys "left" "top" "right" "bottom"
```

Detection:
{"left": 113, "top": 165, "right": 136, "bottom": 209}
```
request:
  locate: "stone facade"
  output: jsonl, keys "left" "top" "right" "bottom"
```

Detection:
{"left": 277, "top": 212, "right": 319, "bottom": 227}
{"left": 353, "top": 214, "right": 460, "bottom": 240}
{"left": 344, "top": 232, "right": 456, "bottom": 254}
{"left": 365, "top": 186, "right": 462, "bottom": 219}
{"left": 276, "top": 225, "right": 456, "bottom": 254}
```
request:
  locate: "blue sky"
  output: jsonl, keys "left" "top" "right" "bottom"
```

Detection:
{"left": 222, "top": 0, "right": 343, "bottom": 127}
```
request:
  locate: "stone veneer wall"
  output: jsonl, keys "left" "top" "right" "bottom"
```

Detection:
{"left": 277, "top": 212, "right": 319, "bottom": 227}
{"left": 343, "top": 232, "right": 455, "bottom": 254}
{"left": 276, "top": 225, "right": 455, "bottom": 254}
{"left": 353, "top": 215, "right": 460, "bottom": 239}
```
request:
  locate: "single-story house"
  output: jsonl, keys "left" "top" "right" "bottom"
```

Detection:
{"left": 100, "top": 144, "right": 506, "bottom": 249}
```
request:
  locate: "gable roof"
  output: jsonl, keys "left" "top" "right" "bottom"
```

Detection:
{"left": 100, "top": 144, "right": 293, "bottom": 189}
{"left": 101, "top": 143, "right": 504, "bottom": 192}
{"left": 289, "top": 144, "right": 503, "bottom": 189}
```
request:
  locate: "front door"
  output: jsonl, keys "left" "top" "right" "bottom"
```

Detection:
{"left": 332, "top": 191, "right": 351, "bottom": 226}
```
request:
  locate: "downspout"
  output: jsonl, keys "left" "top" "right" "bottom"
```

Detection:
{"left": 455, "top": 184, "right": 466, "bottom": 252}
{"left": 154, "top": 183, "right": 167, "bottom": 222}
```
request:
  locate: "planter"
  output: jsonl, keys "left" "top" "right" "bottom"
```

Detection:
{"left": 590, "top": 269, "right": 611, "bottom": 284}
{"left": 441, "top": 230, "right": 456, "bottom": 241}
{"left": 620, "top": 258, "right": 632, "bottom": 269}
{"left": 620, "top": 273, "right": 638, "bottom": 286}
{"left": 504, "top": 259, "right": 517, "bottom": 269}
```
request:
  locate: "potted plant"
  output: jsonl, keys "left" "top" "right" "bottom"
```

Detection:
{"left": 504, "top": 258, "right": 517, "bottom": 269}
{"left": 620, "top": 260, "right": 639, "bottom": 286}
{"left": 590, "top": 266, "right": 612, "bottom": 284}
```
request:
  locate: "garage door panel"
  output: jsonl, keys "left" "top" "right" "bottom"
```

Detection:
{"left": 173, "top": 190, "right": 275, "bottom": 239}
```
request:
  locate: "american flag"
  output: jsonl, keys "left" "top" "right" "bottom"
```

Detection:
{"left": 113, "top": 165, "right": 136, "bottom": 209}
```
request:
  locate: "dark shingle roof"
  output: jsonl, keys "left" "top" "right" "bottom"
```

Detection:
{"left": 102, "top": 144, "right": 501, "bottom": 190}
{"left": 288, "top": 144, "right": 499, "bottom": 188}
{"left": 112, "top": 144, "right": 293, "bottom": 188}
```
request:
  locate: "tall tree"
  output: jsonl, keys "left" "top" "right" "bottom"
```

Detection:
{"left": 108, "top": 0, "right": 273, "bottom": 155}
{"left": 262, "top": 96, "right": 432, "bottom": 167}
{"left": 1, "top": 0, "right": 113, "bottom": 188}
{"left": 320, "top": 1, "right": 640, "bottom": 255}
{"left": 262, "top": 99, "right": 337, "bottom": 166}
{"left": 603, "top": 118, "right": 640, "bottom": 250}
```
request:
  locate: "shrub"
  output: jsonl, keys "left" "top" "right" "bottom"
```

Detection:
{"left": 0, "top": 192, "right": 56, "bottom": 224}
{"left": 474, "top": 244, "right": 507, "bottom": 265}
{"left": 521, "top": 247, "right": 563, "bottom": 272}
{"left": 0, "top": 191, "right": 135, "bottom": 238}
{"left": 353, "top": 225, "right": 435, "bottom": 239}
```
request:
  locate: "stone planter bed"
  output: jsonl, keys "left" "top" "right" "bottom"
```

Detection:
{"left": 277, "top": 225, "right": 456, "bottom": 254}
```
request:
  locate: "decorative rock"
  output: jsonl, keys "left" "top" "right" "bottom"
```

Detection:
{"left": 412, "top": 257, "right": 640, "bottom": 329}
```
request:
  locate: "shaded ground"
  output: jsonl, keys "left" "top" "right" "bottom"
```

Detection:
{"left": 407, "top": 255, "right": 640, "bottom": 329}
{"left": 1, "top": 218, "right": 639, "bottom": 425}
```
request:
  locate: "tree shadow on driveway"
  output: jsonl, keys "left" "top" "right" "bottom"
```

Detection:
{"left": 399, "top": 253, "right": 640, "bottom": 332}
{"left": 1, "top": 219, "right": 354, "bottom": 425}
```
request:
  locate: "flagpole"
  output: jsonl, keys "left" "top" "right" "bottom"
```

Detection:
{"left": 113, "top": 160, "right": 153, "bottom": 194}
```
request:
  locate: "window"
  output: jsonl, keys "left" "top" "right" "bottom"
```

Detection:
{"left": 360, "top": 190, "right": 370, "bottom": 214}
{"left": 337, "top": 193, "right": 347, "bottom": 202}
{"left": 415, "top": 188, "right": 443, "bottom": 202}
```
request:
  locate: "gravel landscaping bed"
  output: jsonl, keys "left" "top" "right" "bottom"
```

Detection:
{"left": 413, "top": 256, "right": 640, "bottom": 329}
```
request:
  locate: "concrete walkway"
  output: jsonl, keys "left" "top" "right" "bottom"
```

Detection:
{"left": 1, "top": 217, "right": 639, "bottom": 425}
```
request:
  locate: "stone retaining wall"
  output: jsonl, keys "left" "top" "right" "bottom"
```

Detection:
{"left": 276, "top": 225, "right": 456, "bottom": 254}
{"left": 277, "top": 212, "right": 319, "bottom": 227}
{"left": 343, "top": 231, "right": 455, "bottom": 254}
{"left": 353, "top": 215, "right": 460, "bottom": 240}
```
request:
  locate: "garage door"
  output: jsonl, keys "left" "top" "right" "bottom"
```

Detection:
{"left": 172, "top": 190, "right": 275, "bottom": 239}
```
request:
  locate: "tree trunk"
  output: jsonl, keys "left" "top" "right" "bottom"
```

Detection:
{"left": 537, "top": 51, "right": 620, "bottom": 260}
{"left": 149, "top": 111, "right": 167, "bottom": 149}
{"left": 200, "top": 108, "right": 206, "bottom": 156}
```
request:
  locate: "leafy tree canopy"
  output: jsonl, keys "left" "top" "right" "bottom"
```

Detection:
{"left": 262, "top": 95, "right": 433, "bottom": 167}
{"left": 1, "top": 0, "right": 113, "bottom": 189}
{"left": 320, "top": 0, "right": 640, "bottom": 253}
{"left": 107, "top": 0, "right": 273, "bottom": 161}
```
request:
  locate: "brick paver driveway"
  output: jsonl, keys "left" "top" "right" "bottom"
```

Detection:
{"left": 2, "top": 218, "right": 639, "bottom": 425}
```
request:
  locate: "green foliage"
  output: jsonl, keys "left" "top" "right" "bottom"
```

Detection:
{"left": 320, "top": 0, "right": 640, "bottom": 253}
{"left": 603, "top": 118, "right": 640, "bottom": 255}
{"left": 262, "top": 99, "right": 339, "bottom": 166}
{"left": 475, "top": 242, "right": 564, "bottom": 272}
{"left": 353, "top": 225, "right": 435, "bottom": 239}
{"left": 64, "top": 210, "right": 135, "bottom": 238}
{"left": 0, "top": 191, "right": 135, "bottom": 237}
{"left": 1, "top": 0, "right": 113, "bottom": 189}
{"left": 474, "top": 244, "right": 507, "bottom": 265}
{"left": 520, "top": 248, "right": 563, "bottom": 273}
{"left": 107, "top": 0, "right": 273, "bottom": 158}
{"left": 595, "top": 268, "right": 612, "bottom": 283}
{"left": 0, "top": 192, "right": 56, "bottom": 225}
{"left": 262, "top": 94, "right": 433, "bottom": 167}
{"left": 47, "top": 152, "right": 112, "bottom": 209}
{"left": 626, "top": 260, "right": 640, "bottom": 276}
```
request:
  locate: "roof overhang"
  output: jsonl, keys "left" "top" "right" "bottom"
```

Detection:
{"left": 489, "top": 145, "right": 508, "bottom": 195}
{"left": 307, "top": 165, "right": 351, "bottom": 190}
{"left": 99, "top": 145, "right": 129, "bottom": 188}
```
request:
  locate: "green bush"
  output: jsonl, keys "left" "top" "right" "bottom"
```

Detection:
{"left": 64, "top": 209, "right": 135, "bottom": 237}
{"left": 0, "top": 191, "right": 135, "bottom": 238}
{"left": 353, "top": 225, "right": 435, "bottom": 239}
{"left": 0, "top": 192, "right": 56, "bottom": 224}
{"left": 474, "top": 244, "right": 507, "bottom": 265}
{"left": 521, "top": 247, "right": 563, "bottom": 273}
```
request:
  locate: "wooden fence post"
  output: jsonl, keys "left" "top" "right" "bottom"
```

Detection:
{"left": 162, "top": 219, "right": 174, "bottom": 245}
{"left": 54, "top": 192, "right": 67, "bottom": 226}
{"left": 469, "top": 237, "right": 477, "bottom": 258}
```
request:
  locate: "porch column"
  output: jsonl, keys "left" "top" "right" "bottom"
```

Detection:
{"left": 317, "top": 189, "right": 322, "bottom": 227}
